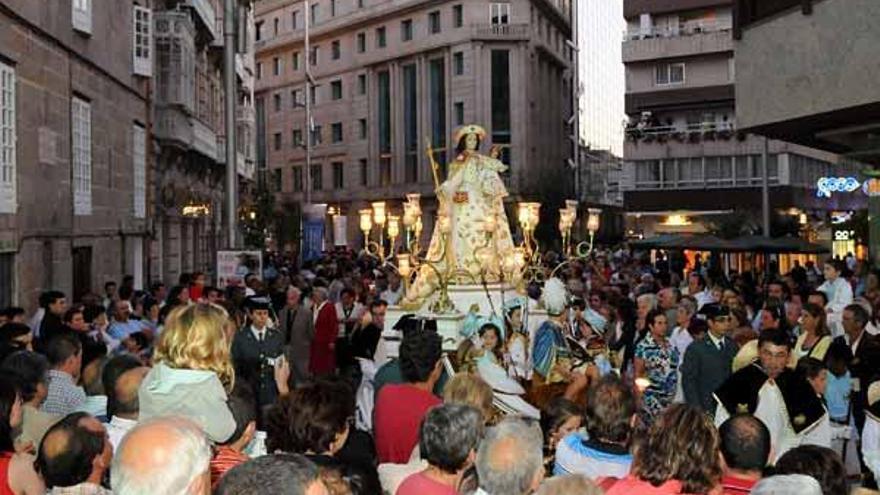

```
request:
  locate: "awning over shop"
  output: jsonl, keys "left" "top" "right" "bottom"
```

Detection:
{"left": 629, "top": 234, "right": 829, "bottom": 254}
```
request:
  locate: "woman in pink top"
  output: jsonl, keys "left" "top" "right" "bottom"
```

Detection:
{"left": 397, "top": 404, "right": 484, "bottom": 495}
{"left": 604, "top": 404, "right": 723, "bottom": 495}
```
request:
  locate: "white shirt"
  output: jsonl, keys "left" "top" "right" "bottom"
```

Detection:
{"left": 715, "top": 378, "right": 831, "bottom": 462}
{"left": 819, "top": 277, "right": 854, "bottom": 338}
{"left": 336, "top": 302, "right": 364, "bottom": 338}
{"left": 670, "top": 326, "right": 694, "bottom": 359}
{"left": 106, "top": 416, "right": 138, "bottom": 451}
{"left": 76, "top": 395, "right": 107, "bottom": 418}
{"left": 693, "top": 289, "right": 715, "bottom": 310}
{"left": 863, "top": 414, "right": 880, "bottom": 481}
{"left": 847, "top": 330, "right": 866, "bottom": 366}
{"left": 250, "top": 324, "right": 268, "bottom": 342}
{"left": 706, "top": 331, "right": 725, "bottom": 351}
{"left": 380, "top": 287, "right": 403, "bottom": 306}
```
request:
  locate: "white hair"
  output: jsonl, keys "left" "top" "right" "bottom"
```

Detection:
{"left": 111, "top": 417, "right": 211, "bottom": 495}
{"left": 542, "top": 278, "right": 569, "bottom": 316}
{"left": 751, "top": 474, "right": 822, "bottom": 495}
{"left": 476, "top": 418, "right": 543, "bottom": 495}
{"left": 637, "top": 293, "right": 657, "bottom": 311}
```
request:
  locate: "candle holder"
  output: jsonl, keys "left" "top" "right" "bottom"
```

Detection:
{"left": 360, "top": 201, "right": 399, "bottom": 265}
{"left": 549, "top": 206, "right": 603, "bottom": 279}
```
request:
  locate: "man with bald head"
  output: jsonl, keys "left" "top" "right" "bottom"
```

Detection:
{"left": 475, "top": 418, "right": 545, "bottom": 495}
{"left": 112, "top": 417, "right": 212, "bottom": 495}
{"left": 36, "top": 412, "right": 113, "bottom": 494}
{"left": 104, "top": 359, "right": 149, "bottom": 450}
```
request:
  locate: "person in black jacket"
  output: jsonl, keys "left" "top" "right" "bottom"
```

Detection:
{"left": 835, "top": 304, "right": 880, "bottom": 434}
{"left": 681, "top": 303, "right": 739, "bottom": 413}
{"left": 231, "top": 297, "right": 285, "bottom": 426}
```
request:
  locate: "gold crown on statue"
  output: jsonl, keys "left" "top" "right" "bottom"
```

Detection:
{"left": 453, "top": 124, "right": 487, "bottom": 144}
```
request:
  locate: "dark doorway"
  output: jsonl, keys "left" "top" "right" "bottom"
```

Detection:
{"left": 72, "top": 247, "right": 92, "bottom": 303}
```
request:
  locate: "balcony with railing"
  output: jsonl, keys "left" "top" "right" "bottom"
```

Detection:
{"left": 473, "top": 23, "right": 530, "bottom": 41}
{"left": 626, "top": 121, "right": 739, "bottom": 144}
{"left": 236, "top": 104, "right": 256, "bottom": 124}
{"left": 623, "top": 20, "right": 733, "bottom": 62}
{"left": 186, "top": 0, "right": 218, "bottom": 40}
{"left": 154, "top": 105, "right": 217, "bottom": 162}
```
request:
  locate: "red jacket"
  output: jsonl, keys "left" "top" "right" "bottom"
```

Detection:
{"left": 309, "top": 302, "right": 338, "bottom": 374}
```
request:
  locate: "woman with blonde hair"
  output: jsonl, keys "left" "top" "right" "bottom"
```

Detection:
{"left": 790, "top": 303, "right": 832, "bottom": 366}
{"left": 139, "top": 303, "right": 237, "bottom": 443}
{"left": 443, "top": 372, "right": 495, "bottom": 425}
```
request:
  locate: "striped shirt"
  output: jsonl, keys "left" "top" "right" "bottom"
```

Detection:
{"left": 554, "top": 432, "right": 632, "bottom": 480}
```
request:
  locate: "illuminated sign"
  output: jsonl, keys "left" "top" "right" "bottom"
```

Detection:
{"left": 817, "top": 177, "right": 860, "bottom": 198}
{"left": 831, "top": 211, "right": 854, "bottom": 224}
{"left": 864, "top": 178, "right": 880, "bottom": 197}
{"left": 834, "top": 230, "right": 856, "bottom": 242}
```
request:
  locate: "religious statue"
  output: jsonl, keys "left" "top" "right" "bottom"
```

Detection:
{"left": 402, "top": 124, "right": 516, "bottom": 307}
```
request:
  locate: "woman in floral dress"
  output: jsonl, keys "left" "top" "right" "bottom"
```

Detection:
{"left": 633, "top": 309, "right": 679, "bottom": 425}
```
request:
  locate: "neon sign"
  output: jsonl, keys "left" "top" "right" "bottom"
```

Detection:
{"left": 817, "top": 177, "right": 860, "bottom": 198}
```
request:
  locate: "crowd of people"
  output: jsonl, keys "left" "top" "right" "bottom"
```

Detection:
{"left": 0, "top": 248, "right": 879, "bottom": 494}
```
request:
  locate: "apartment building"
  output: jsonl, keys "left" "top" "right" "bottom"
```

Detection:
{"left": 254, "top": 0, "right": 574, "bottom": 250}
{"left": 0, "top": 0, "right": 255, "bottom": 309}
{"left": 621, "top": 0, "right": 865, "bottom": 241}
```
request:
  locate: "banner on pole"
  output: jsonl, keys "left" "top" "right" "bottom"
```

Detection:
{"left": 333, "top": 215, "right": 348, "bottom": 247}
{"left": 217, "top": 250, "right": 263, "bottom": 288}
{"left": 302, "top": 204, "right": 327, "bottom": 262}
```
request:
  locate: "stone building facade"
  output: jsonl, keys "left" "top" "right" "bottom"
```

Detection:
{"left": 0, "top": 0, "right": 255, "bottom": 310}
{"left": 0, "top": 0, "right": 152, "bottom": 308}
{"left": 254, "top": 0, "right": 574, "bottom": 250}
{"left": 150, "top": 0, "right": 257, "bottom": 287}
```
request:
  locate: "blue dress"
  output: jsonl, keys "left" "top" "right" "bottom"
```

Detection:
{"left": 635, "top": 333, "right": 679, "bottom": 424}
{"left": 533, "top": 320, "right": 570, "bottom": 380}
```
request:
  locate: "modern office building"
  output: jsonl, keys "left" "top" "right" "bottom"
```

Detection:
{"left": 733, "top": 0, "right": 880, "bottom": 261}
{"left": 0, "top": 0, "right": 255, "bottom": 310}
{"left": 254, "top": 0, "right": 575, "bottom": 251}
{"left": 620, "top": 0, "right": 865, "bottom": 257}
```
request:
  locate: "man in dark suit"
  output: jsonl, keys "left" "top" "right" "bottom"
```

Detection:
{"left": 836, "top": 304, "right": 880, "bottom": 433}
{"left": 231, "top": 297, "right": 285, "bottom": 425}
{"left": 681, "top": 303, "right": 739, "bottom": 413}
{"left": 277, "top": 286, "right": 314, "bottom": 385}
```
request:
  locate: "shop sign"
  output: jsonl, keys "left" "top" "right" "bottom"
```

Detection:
{"left": 817, "top": 177, "right": 860, "bottom": 198}
{"left": 834, "top": 230, "right": 856, "bottom": 242}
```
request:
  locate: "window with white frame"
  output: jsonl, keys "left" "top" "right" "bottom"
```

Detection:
{"left": 132, "top": 125, "right": 146, "bottom": 218}
{"left": 490, "top": 3, "right": 510, "bottom": 25}
{"left": 133, "top": 6, "right": 152, "bottom": 77}
{"left": 655, "top": 62, "right": 685, "bottom": 85}
{"left": 72, "top": 0, "right": 92, "bottom": 34}
{"left": 0, "top": 62, "right": 15, "bottom": 214}
{"left": 71, "top": 97, "right": 92, "bottom": 216}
